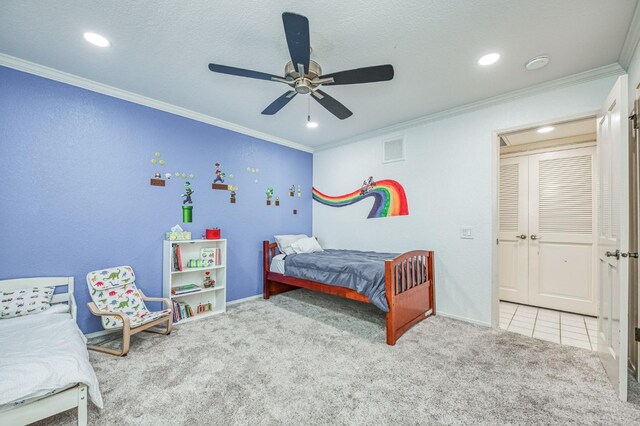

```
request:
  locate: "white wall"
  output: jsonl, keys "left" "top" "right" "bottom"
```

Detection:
{"left": 313, "top": 75, "right": 618, "bottom": 326}
{"left": 628, "top": 39, "right": 640, "bottom": 111}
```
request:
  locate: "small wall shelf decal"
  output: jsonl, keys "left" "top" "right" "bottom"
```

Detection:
{"left": 212, "top": 183, "right": 238, "bottom": 191}
{"left": 312, "top": 178, "right": 409, "bottom": 219}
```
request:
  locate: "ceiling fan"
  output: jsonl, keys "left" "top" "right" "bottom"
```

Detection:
{"left": 208, "top": 12, "right": 394, "bottom": 120}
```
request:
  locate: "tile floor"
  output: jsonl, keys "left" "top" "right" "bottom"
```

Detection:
{"left": 499, "top": 301, "right": 597, "bottom": 351}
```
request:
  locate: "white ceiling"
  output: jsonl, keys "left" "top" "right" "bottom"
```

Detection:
{"left": 502, "top": 118, "right": 596, "bottom": 146}
{"left": 0, "top": 0, "right": 637, "bottom": 149}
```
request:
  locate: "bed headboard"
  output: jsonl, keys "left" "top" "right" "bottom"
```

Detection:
{"left": 0, "top": 277, "right": 77, "bottom": 321}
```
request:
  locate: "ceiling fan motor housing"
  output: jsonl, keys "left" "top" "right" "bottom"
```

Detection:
{"left": 286, "top": 60, "right": 322, "bottom": 94}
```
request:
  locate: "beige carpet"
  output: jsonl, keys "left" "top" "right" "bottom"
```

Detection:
{"left": 39, "top": 289, "right": 640, "bottom": 425}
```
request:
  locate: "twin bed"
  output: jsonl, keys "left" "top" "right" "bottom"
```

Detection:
{"left": 0, "top": 277, "right": 102, "bottom": 426}
{"left": 263, "top": 239, "right": 435, "bottom": 345}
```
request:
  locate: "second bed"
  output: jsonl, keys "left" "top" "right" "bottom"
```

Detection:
{"left": 264, "top": 240, "right": 435, "bottom": 345}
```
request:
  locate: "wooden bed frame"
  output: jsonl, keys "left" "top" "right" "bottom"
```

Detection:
{"left": 263, "top": 241, "right": 435, "bottom": 345}
{"left": 0, "top": 277, "right": 88, "bottom": 426}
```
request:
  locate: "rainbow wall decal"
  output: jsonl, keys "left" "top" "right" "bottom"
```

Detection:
{"left": 312, "top": 179, "right": 409, "bottom": 219}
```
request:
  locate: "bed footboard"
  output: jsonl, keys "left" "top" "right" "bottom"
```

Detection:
{"left": 385, "top": 250, "right": 435, "bottom": 345}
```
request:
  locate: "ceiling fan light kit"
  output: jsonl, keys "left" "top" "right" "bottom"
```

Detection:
{"left": 208, "top": 12, "right": 395, "bottom": 121}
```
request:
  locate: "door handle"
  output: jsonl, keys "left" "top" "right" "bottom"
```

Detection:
{"left": 517, "top": 234, "right": 527, "bottom": 239}
{"left": 530, "top": 235, "right": 539, "bottom": 240}
{"left": 605, "top": 249, "right": 621, "bottom": 259}
{"left": 621, "top": 252, "right": 639, "bottom": 258}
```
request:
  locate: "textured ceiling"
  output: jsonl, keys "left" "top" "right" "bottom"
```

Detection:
{"left": 0, "top": 0, "right": 637, "bottom": 148}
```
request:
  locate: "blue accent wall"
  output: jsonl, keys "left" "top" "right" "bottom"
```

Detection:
{"left": 0, "top": 66, "right": 312, "bottom": 333}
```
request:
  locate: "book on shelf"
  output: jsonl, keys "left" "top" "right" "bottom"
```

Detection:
{"left": 173, "top": 244, "right": 183, "bottom": 271}
{"left": 171, "top": 283, "right": 201, "bottom": 295}
{"left": 200, "top": 247, "right": 222, "bottom": 267}
{"left": 172, "top": 300, "right": 213, "bottom": 322}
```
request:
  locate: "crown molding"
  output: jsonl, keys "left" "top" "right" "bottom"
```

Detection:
{"left": 0, "top": 53, "right": 313, "bottom": 153}
{"left": 619, "top": 0, "right": 640, "bottom": 69}
{"left": 315, "top": 63, "right": 625, "bottom": 152}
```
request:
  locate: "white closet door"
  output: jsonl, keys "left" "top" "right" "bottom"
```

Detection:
{"left": 528, "top": 147, "right": 597, "bottom": 315}
{"left": 499, "top": 156, "right": 529, "bottom": 304}
{"left": 597, "top": 75, "right": 629, "bottom": 401}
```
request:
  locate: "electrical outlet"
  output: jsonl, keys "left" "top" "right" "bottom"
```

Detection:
{"left": 460, "top": 227, "right": 474, "bottom": 239}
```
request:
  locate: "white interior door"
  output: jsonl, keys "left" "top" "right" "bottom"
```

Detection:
{"left": 597, "top": 75, "right": 629, "bottom": 401}
{"left": 499, "top": 156, "right": 529, "bottom": 304}
{"left": 528, "top": 147, "right": 597, "bottom": 315}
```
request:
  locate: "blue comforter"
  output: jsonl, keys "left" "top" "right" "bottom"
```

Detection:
{"left": 284, "top": 249, "right": 399, "bottom": 312}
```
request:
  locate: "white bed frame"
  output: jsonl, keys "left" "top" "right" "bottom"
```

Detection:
{"left": 0, "top": 277, "right": 88, "bottom": 426}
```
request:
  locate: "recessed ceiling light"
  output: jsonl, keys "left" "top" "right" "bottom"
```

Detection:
{"left": 478, "top": 53, "right": 500, "bottom": 66}
{"left": 83, "top": 32, "right": 110, "bottom": 47}
{"left": 525, "top": 55, "right": 550, "bottom": 71}
{"left": 537, "top": 126, "right": 555, "bottom": 134}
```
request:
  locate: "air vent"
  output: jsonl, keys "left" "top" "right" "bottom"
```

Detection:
{"left": 383, "top": 138, "right": 405, "bottom": 163}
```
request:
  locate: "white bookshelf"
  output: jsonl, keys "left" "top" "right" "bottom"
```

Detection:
{"left": 162, "top": 239, "right": 227, "bottom": 324}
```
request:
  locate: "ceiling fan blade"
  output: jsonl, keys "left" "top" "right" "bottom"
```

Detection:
{"left": 282, "top": 12, "right": 310, "bottom": 75}
{"left": 321, "top": 65, "right": 394, "bottom": 85}
{"left": 311, "top": 90, "right": 353, "bottom": 120}
{"left": 208, "top": 63, "right": 281, "bottom": 81}
{"left": 262, "top": 91, "right": 297, "bottom": 115}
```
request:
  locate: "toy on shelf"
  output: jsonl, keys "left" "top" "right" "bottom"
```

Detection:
{"left": 230, "top": 190, "right": 236, "bottom": 204}
{"left": 165, "top": 224, "right": 191, "bottom": 241}
{"left": 205, "top": 228, "right": 221, "bottom": 240}
{"left": 187, "top": 259, "right": 207, "bottom": 268}
{"left": 275, "top": 196, "right": 280, "bottom": 206}
{"left": 266, "top": 187, "right": 274, "bottom": 206}
{"left": 289, "top": 185, "right": 295, "bottom": 196}
{"left": 203, "top": 271, "right": 215, "bottom": 288}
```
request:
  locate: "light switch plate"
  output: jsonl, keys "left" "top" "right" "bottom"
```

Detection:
{"left": 460, "top": 227, "right": 474, "bottom": 239}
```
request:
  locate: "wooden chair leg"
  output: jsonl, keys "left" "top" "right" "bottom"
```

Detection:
{"left": 87, "top": 327, "right": 130, "bottom": 356}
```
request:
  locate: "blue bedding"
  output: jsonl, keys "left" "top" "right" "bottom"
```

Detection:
{"left": 284, "top": 249, "right": 399, "bottom": 312}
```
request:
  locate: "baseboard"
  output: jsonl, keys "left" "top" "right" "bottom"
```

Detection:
{"left": 227, "top": 294, "right": 262, "bottom": 306}
{"left": 437, "top": 311, "right": 491, "bottom": 328}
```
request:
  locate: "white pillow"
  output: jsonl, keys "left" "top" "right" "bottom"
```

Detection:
{"left": 274, "top": 234, "right": 308, "bottom": 255}
{"left": 290, "top": 237, "right": 324, "bottom": 254}
{"left": 1, "top": 287, "right": 54, "bottom": 319}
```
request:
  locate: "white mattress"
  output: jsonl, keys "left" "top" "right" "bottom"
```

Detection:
{"left": 0, "top": 312, "right": 103, "bottom": 409}
{"left": 270, "top": 254, "right": 286, "bottom": 274}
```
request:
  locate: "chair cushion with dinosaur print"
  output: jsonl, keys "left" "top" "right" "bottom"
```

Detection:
{"left": 86, "top": 266, "right": 171, "bottom": 330}
{"left": 87, "top": 266, "right": 135, "bottom": 291}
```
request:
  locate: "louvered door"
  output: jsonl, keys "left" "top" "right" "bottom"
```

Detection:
{"left": 498, "top": 156, "right": 529, "bottom": 304}
{"left": 528, "top": 147, "right": 597, "bottom": 315}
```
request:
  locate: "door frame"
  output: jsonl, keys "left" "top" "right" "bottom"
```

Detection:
{"left": 491, "top": 112, "right": 599, "bottom": 328}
